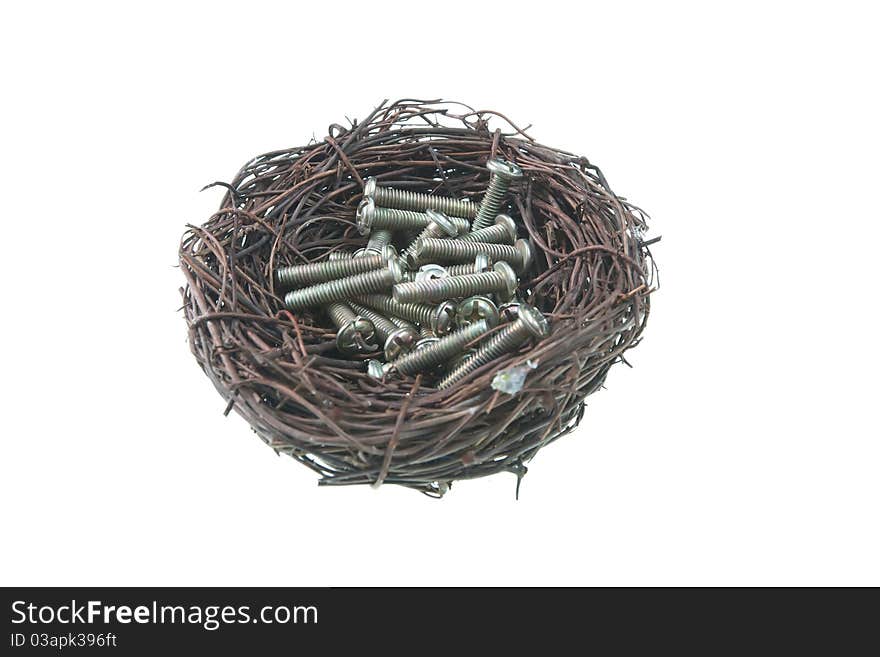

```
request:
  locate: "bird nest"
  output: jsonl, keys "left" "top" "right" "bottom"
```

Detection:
{"left": 179, "top": 99, "right": 657, "bottom": 497}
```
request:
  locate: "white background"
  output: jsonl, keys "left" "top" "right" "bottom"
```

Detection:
{"left": 1, "top": 2, "right": 877, "bottom": 586}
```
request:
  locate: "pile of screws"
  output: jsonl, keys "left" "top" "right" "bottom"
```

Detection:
{"left": 274, "top": 159, "right": 550, "bottom": 389}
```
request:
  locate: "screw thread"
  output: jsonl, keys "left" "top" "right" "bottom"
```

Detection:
{"left": 458, "top": 222, "right": 515, "bottom": 245}
{"left": 374, "top": 186, "right": 478, "bottom": 219}
{"left": 437, "top": 319, "right": 532, "bottom": 389}
{"left": 372, "top": 207, "right": 470, "bottom": 232}
{"left": 394, "top": 270, "right": 506, "bottom": 303}
{"left": 391, "top": 320, "right": 490, "bottom": 375}
{"left": 276, "top": 252, "right": 386, "bottom": 289}
{"left": 365, "top": 229, "right": 393, "bottom": 253}
{"left": 327, "top": 301, "right": 357, "bottom": 328}
{"left": 472, "top": 174, "right": 512, "bottom": 231}
{"left": 355, "top": 294, "right": 436, "bottom": 327}
{"left": 284, "top": 267, "right": 396, "bottom": 310}
{"left": 400, "top": 219, "right": 462, "bottom": 261}
{"left": 445, "top": 262, "right": 481, "bottom": 276}
{"left": 388, "top": 315, "right": 419, "bottom": 333}
{"left": 411, "top": 238, "right": 522, "bottom": 269}
{"left": 348, "top": 303, "right": 397, "bottom": 341}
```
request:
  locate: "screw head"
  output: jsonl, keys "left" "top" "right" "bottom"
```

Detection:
{"left": 498, "top": 300, "right": 521, "bottom": 322}
{"left": 364, "top": 177, "right": 377, "bottom": 201}
{"left": 336, "top": 318, "right": 377, "bottom": 355}
{"left": 425, "top": 209, "right": 459, "bottom": 237}
{"left": 432, "top": 300, "right": 457, "bottom": 335}
{"left": 388, "top": 258, "right": 406, "bottom": 283}
{"left": 486, "top": 158, "right": 523, "bottom": 180}
{"left": 493, "top": 261, "right": 518, "bottom": 301}
{"left": 414, "top": 336, "right": 440, "bottom": 351}
{"left": 474, "top": 253, "right": 492, "bottom": 273}
{"left": 456, "top": 295, "right": 500, "bottom": 329}
{"left": 366, "top": 359, "right": 387, "bottom": 379}
{"left": 494, "top": 214, "right": 518, "bottom": 242}
{"left": 514, "top": 238, "right": 533, "bottom": 273}
{"left": 356, "top": 198, "right": 375, "bottom": 235}
{"left": 415, "top": 263, "right": 448, "bottom": 283}
{"left": 384, "top": 327, "right": 419, "bottom": 361}
{"left": 517, "top": 304, "right": 550, "bottom": 339}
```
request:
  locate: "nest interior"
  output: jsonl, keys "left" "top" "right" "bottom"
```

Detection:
{"left": 179, "top": 99, "right": 656, "bottom": 496}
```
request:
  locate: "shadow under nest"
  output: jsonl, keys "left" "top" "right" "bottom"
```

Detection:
{"left": 179, "top": 99, "right": 657, "bottom": 497}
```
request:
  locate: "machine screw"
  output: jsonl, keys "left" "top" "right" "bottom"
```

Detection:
{"left": 283, "top": 259, "right": 405, "bottom": 310}
{"left": 388, "top": 320, "right": 491, "bottom": 376}
{"left": 276, "top": 251, "right": 388, "bottom": 289}
{"left": 415, "top": 263, "right": 449, "bottom": 283}
{"left": 436, "top": 304, "right": 550, "bottom": 389}
{"left": 362, "top": 229, "right": 394, "bottom": 255}
{"left": 471, "top": 159, "right": 523, "bottom": 232}
{"left": 366, "top": 359, "right": 388, "bottom": 379}
{"left": 445, "top": 254, "right": 492, "bottom": 277}
{"left": 455, "top": 295, "right": 500, "bottom": 329}
{"left": 393, "top": 261, "right": 518, "bottom": 304}
{"left": 357, "top": 198, "right": 470, "bottom": 235}
{"left": 407, "top": 237, "right": 533, "bottom": 273}
{"left": 355, "top": 294, "right": 457, "bottom": 335}
{"left": 400, "top": 210, "right": 460, "bottom": 261}
{"left": 364, "top": 177, "right": 478, "bottom": 219}
{"left": 327, "top": 301, "right": 377, "bottom": 355}
{"left": 458, "top": 214, "right": 517, "bottom": 245}
{"left": 349, "top": 302, "right": 419, "bottom": 360}
{"left": 498, "top": 300, "right": 522, "bottom": 322}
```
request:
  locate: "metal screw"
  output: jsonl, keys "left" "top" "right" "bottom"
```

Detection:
{"left": 364, "top": 177, "right": 478, "bottom": 219}
{"left": 436, "top": 304, "right": 550, "bottom": 389}
{"left": 388, "top": 320, "right": 491, "bottom": 376}
{"left": 276, "top": 251, "right": 389, "bottom": 289}
{"left": 393, "top": 261, "right": 518, "bottom": 304}
{"left": 399, "top": 210, "right": 460, "bottom": 262}
{"left": 445, "top": 254, "right": 492, "bottom": 277}
{"left": 362, "top": 229, "right": 394, "bottom": 255}
{"left": 458, "top": 214, "right": 517, "bottom": 245}
{"left": 283, "top": 259, "right": 404, "bottom": 310}
{"left": 349, "top": 302, "right": 419, "bottom": 360}
{"left": 327, "top": 302, "right": 377, "bottom": 355}
{"left": 415, "top": 263, "right": 448, "bottom": 283}
{"left": 455, "top": 295, "right": 500, "bottom": 329}
{"left": 366, "top": 359, "right": 388, "bottom": 379}
{"left": 471, "top": 159, "right": 523, "bottom": 232}
{"left": 355, "top": 294, "right": 457, "bottom": 335}
{"left": 498, "top": 300, "right": 522, "bottom": 322}
{"left": 357, "top": 198, "right": 470, "bottom": 235}
{"left": 407, "top": 237, "right": 533, "bottom": 273}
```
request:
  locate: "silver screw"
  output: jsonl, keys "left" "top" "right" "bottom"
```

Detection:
{"left": 436, "top": 304, "right": 550, "bottom": 389}
{"left": 471, "top": 159, "right": 523, "bottom": 232}
{"left": 327, "top": 302, "right": 377, "bottom": 355}
{"left": 458, "top": 214, "right": 517, "bottom": 245}
{"left": 357, "top": 198, "right": 470, "bottom": 235}
{"left": 445, "top": 254, "right": 492, "bottom": 277}
{"left": 275, "top": 251, "right": 389, "bottom": 289}
{"left": 414, "top": 263, "right": 449, "bottom": 283}
{"left": 388, "top": 320, "right": 491, "bottom": 376}
{"left": 362, "top": 229, "right": 394, "bottom": 255}
{"left": 407, "top": 237, "right": 533, "bottom": 273}
{"left": 394, "top": 261, "right": 518, "bottom": 304}
{"left": 399, "top": 210, "right": 460, "bottom": 262}
{"left": 364, "top": 177, "right": 478, "bottom": 219}
{"left": 283, "top": 259, "right": 404, "bottom": 310}
{"left": 498, "top": 300, "right": 522, "bottom": 322}
{"left": 355, "top": 294, "right": 457, "bottom": 335}
{"left": 455, "top": 295, "right": 500, "bottom": 329}
{"left": 349, "top": 302, "right": 419, "bottom": 360}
